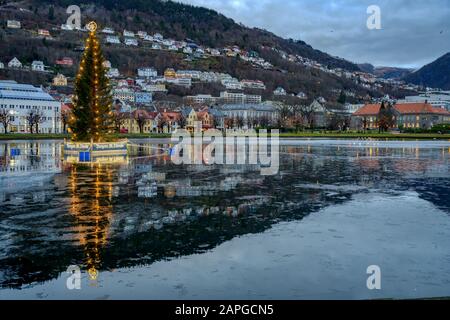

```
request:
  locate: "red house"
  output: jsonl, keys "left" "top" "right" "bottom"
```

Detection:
{"left": 56, "top": 57, "right": 74, "bottom": 67}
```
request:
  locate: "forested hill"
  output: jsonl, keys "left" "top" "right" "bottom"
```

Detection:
{"left": 34, "top": 0, "right": 360, "bottom": 71}
{"left": 404, "top": 53, "right": 450, "bottom": 90}
{"left": 1, "top": 0, "right": 416, "bottom": 103}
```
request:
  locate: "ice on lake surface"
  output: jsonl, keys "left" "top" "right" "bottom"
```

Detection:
{"left": 0, "top": 139, "right": 449, "bottom": 299}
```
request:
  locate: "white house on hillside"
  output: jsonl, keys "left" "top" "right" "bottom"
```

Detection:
{"left": 102, "top": 27, "right": 115, "bottom": 34}
{"left": 138, "top": 67, "right": 158, "bottom": 78}
{"left": 123, "top": 30, "right": 135, "bottom": 37}
{"left": 7, "top": 20, "right": 21, "bottom": 29}
{"left": 125, "top": 38, "right": 138, "bottom": 46}
{"left": 61, "top": 24, "right": 74, "bottom": 31}
{"left": 31, "top": 61, "right": 45, "bottom": 72}
{"left": 143, "top": 35, "right": 154, "bottom": 42}
{"left": 274, "top": 87, "right": 287, "bottom": 96}
{"left": 107, "top": 68, "right": 120, "bottom": 78}
{"left": 106, "top": 36, "right": 121, "bottom": 44}
{"left": 8, "top": 57, "right": 22, "bottom": 69}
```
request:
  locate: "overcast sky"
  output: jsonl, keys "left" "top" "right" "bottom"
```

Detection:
{"left": 177, "top": 0, "right": 450, "bottom": 69}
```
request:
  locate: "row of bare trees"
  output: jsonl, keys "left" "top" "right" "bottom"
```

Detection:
{"left": 274, "top": 104, "right": 317, "bottom": 131}
{"left": 25, "top": 112, "right": 45, "bottom": 134}
{"left": 274, "top": 104, "right": 354, "bottom": 131}
{"left": 0, "top": 110, "right": 45, "bottom": 134}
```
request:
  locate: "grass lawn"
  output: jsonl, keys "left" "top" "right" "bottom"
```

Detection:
{"left": 0, "top": 133, "right": 171, "bottom": 140}
{"left": 0, "top": 132, "right": 449, "bottom": 141}
{"left": 278, "top": 132, "right": 450, "bottom": 140}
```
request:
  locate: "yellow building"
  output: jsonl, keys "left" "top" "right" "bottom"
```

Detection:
{"left": 53, "top": 73, "right": 68, "bottom": 86}
{"left": 120, "top": 110, "right": 157, "bottom": 133}
{"left": 164, "top": 68, "right": 176, "bottom": 79}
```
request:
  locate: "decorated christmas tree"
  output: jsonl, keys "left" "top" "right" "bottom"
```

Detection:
{"left": 70, "top": 21, "right": 113, "bottom": 142}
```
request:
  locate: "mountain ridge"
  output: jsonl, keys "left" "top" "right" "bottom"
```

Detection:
{"left": 404, "top": 52, "right": 450, "bottom": 90}
{"left": 0, "top": 0, "right": 416, "bottom": 102}
{"left": 35, "top": 0, "right": 361, "bottom": 72}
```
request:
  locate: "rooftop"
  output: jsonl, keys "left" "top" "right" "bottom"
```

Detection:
{"left": 0, "top": 81, "right": 57, "bottom": 102}
{"left": 354, "top": 103, "right": 450, "bottom": 116}
{"left": 218, "top": 104, "right": 276, "bottom": 112}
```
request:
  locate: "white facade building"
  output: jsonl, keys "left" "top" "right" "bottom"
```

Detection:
{"left": 143, "top": 35, "right": 154, "bottom": 42}
{"left": 61, "top": 24, "right": 74, "bottom": 31}
{"left": 186, "top": 94, "right": 217, "bottom": 105}
{"left": 106, "top": 36, "right": 121, "bottom": 44}
{"left": 0, "top": 81, "right": 62, "bottom": 133}
{"left": 113, "top": 86, "right": 135, "bottom": 103}
{"left": 123, "top": 30, "right": 135, "bottom": 37}
{"left": 241, "top": 80, "right": 266, "bottom": 90}
{"left": 273, "top": 87, "right": 287, "bottom": 96}
{"left": 8, "top": 57, "right": 22, "bottom": 69}
{"left": 107, "top": 68, "right": 120, "bottom": 78}
{"left": 219, "top": 91, "right": 262, "bottom": 104}
{"left": 102, "top": 27, "right": 115, "bottom": 34}
{"left": 218, "top": 104, "right": 277, "bottom": 127}
{"left": 31, "top": 61, "right": 45, "bottom": 72}
{"left": 138, "top": 67, "right": 158, "bottom": 78}
{"left": 402, "top": 91, "right": 450, "bottom": 112}
{"left": 125, "top": 38, "right": 138, "bottom": 46}
{"left": 7, "top": 20, "right": 21, "bottom": 29}
{"left": 137, "top": 31, "right": 148, "bottom": 38}
{"left": 166, "top": 77, "right": 192, "bottom": 87}
{"left": 221, "top": 78, "right": 243, "bottom": 90}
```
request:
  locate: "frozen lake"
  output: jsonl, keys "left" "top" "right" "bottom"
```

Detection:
{"left": 0, "top": 139, "right": 449, "bottom": 299}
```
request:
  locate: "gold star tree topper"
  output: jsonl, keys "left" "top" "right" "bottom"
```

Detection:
{"left": 86, "top": 21, "right": 97, "bottom": 32}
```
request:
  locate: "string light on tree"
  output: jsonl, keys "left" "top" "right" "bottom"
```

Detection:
{"left": 69, "top": 21, "right": 113, "bottom": 142}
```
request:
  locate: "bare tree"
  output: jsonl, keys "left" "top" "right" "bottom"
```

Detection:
{"left": 26, "top": 112, "right": 36, "bottom": 134}
{"left": 257, "top": 115, "right": 270, "bottom": 128}
{"left": 378, "top": 102, "right": 396, "bottom": 133}
{"left": 234, "top": 116, "right": 244, "bottom": 129}
{"left": 157, "top": 115, "right": 168, "bottom": 133}
{"left": 212, "top": 115, "right": 222, "bottom": 130}
{"left": 178, "top": 114, "right": 187, "bottom": 129}
{"left": 26, "top": 111, "right": 45, "bottom": 134}
{"left": 291, "top": 105, "right": 304, "bottom": 132}
{"left": 362, "top": 117, "right": 369, "bottom": 132}
{"left": 61, "top": 109, "right": 71, "bottom": 133}
{"left": 299, "top": 104, "right": 316, "bottom": 130}
{"left": 224, "top": 117, "right": 233, "bottom": 129}
{"left": 247, "top": 115, "right": 258, "bottom": 129}
{"left": 135, "top": 113, "right": 147, "bottom": 134}
{"left": 112, "top": 111, "right": 127, "bottom": 133}
{"left": 0, "top": 110, "right": 12, "bottom": 134}
{"left": 276, "top": 104, "right": 291, "bottom": 129}
{"left": 327, "top": 113, "right": 348, "bottom": 131}
{"left": 33, "top": 112, "right": 45, "bottom": 134}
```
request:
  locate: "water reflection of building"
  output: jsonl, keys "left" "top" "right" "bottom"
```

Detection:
{"left": 0, "top": 142, "right": 61, "bottom": 177}
{"left": 0, "top": 142, "right": 62, "bottom": 202}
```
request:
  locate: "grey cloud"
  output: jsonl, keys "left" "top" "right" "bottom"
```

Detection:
{"left": 177, "top": 0, "right": 450, "bottom": 68}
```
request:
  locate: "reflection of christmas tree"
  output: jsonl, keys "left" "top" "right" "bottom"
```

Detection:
{"left": 69, "top": 163, "right": 114, "bottom": 282}
{"left": 70, "top": 22, "right": 112, "bottom": 142}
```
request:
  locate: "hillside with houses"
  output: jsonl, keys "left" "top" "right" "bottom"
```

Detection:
{"left": 1, "top": 0, "right": 449, "bottom": 137}
{"left": 0, "top": 0, "right": 422, "bottom": 105}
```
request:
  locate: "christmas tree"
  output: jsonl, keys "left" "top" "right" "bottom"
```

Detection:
{"left": 70, "top": 21, "right": 113, "bottom": 142}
